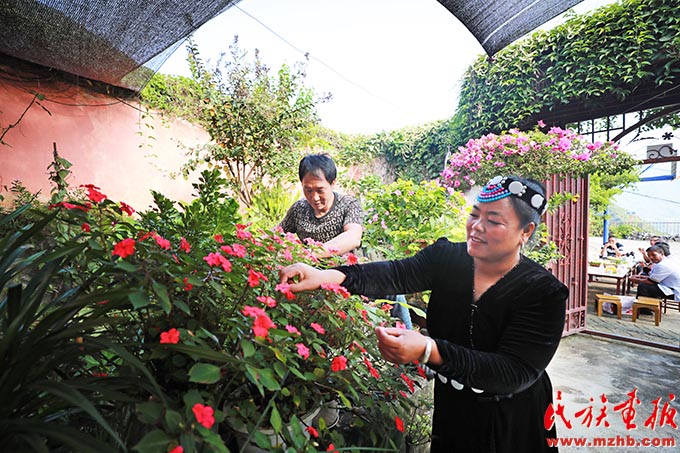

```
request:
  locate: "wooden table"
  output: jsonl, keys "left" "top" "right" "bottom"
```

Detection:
{"left": 587, "top": 265, "right": 634, "bottom": 295}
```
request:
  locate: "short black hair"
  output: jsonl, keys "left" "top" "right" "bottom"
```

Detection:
{"left": 647, "top": 245, "right": 666, "bottom": 256}
{"left": 298, "top": 154, "right": 337, "bottom": 183}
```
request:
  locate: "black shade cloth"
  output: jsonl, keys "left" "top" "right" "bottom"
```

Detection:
{"left": 436, "top": 0, "right": 584, "bottom": 55}
{"left": 0, "top": 0, "right": 583, "bottom": 92}
{"left": 0, "top": 0, "right": 240, "bottom": 91}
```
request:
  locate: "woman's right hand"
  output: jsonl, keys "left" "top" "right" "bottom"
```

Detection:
{"left": 279, "top": 263, "right": 346, "bottom": 293}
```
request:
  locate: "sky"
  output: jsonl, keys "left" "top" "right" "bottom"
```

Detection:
{"left": 159, "top": 0, "right": 618, "bottom": 135}
{"left": 158, "top": 0, "right": 680, "bottom": 221}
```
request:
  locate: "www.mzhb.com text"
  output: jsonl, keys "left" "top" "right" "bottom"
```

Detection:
{"left": 546, "top": 435, "right": 676, "bottom": 448}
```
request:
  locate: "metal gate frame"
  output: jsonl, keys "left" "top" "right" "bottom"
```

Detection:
{"left": 544, "top": 175, "right": 590, "bottom": 336}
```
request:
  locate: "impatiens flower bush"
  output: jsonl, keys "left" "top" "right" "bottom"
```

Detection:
{"left": 1, "top": 164, "right": 423, "bottom": 452}
{"left": 440, "top": 124, "right": 639, "bottom": 192}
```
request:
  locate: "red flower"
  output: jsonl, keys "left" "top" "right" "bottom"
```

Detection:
{"left": 321, "top": 283, "right": 351, "bottom": 298}
{"left": 363, "top": 357, "right": 380, "bottom": 379}
{"left": 306, "top": 426, "right": 319, "bottom": 438}
{"left": 81, "top": 223, "right": 91, "bottom": 232}
{"left": 331, "top": 356, "right": 347, "bottom": 372}
{"left": 400, "top": 373, "right": 415, "bottom": 393}
{"left": 49, "top": 201, "right": 91, "bottom": 212}
{"left": 361, "top": 309, "right": 368, "bottom": 323}
{"left": 153, "top": 234, "right": 171, "bottom": 250}
{"left": 179, "top": 237, "right": 191, "bottom": 253}
{"left": 252, "top": 314, "right": 276, "bottom": 338}
{"left": 351, "top": 340, "right": 366, "bottom": 353}
{"left": 203, "top": 252, "right": 232, "bottom": 272}
{"left": 169, "top": 446, "right": 184, "bottom": 453}
{"left": 119, "top": 201, "right": 135, "bottom": 216}
{"left": 395, "top": 416, "right": 404, "bottom": 432}
{"left": 112, "top": 238, "right": 135, "bottom": 258}
{"left": 183, "top": 277, "right": 193, "bottom": 291}
{"left": 138, "top": 231, "right": 154, "bottom": 241}
{"left": 310, "top": 322, "right": 325, "bottom": 335}
{"left": 417, "top": 365, "right": 427, "bottom": 379}
{"left": 242, "top": 305, "right": 266, "bottom": 318}
{"left": 345, "top": 252, "right": 358, "bottom": 265}
{"left": 231, "top": 243, "right": 247, "bottom": 258}
{"left": 296, "top": 343, "right": 310, "bottom": 360}
{"left": 80, "top": 184, "right": 107, "bottom": 203}
{"left": 275, "top": 282, "right": 295, "bottom": 300}
{"left": 247, "top": 269, "right": 268, "bottom": 287}
{"left": 160, "top": 328, "right": 180, "bottom": 344}
{"left": 192, "top": 403, "right": 215, "bottom": 429}
{"left": 213, "top": 234, "right": 224, "bottom": 243}
{"left": 286, "top": 325, "right": 301, "bottom": 336}
{"left": 326, "top": 444, "right": 338, "bottom": 452}
{"left": 236, "top": 223, "right": 253, "bottom": 240}
{"left": 256, "top": 295, "right": 276, "bottom": 308}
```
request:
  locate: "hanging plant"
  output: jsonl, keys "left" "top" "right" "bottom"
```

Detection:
{"left": 440, "top": 123, "right": 639, "bottom": 192}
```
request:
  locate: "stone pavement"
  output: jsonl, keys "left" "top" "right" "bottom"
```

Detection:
{"left": 547, "top": 333, "right": 679, "bottom": 452}
{"left": 586, "top": 279, "right": 679, "bottom": 348}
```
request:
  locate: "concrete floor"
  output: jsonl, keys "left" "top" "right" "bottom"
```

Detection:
{"left": 547, "top": 334, "right": 679, "bottom": 452}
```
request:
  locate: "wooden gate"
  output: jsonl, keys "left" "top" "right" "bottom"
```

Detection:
{"left": 544, "top": 175, "right": 590, "bottom": 336}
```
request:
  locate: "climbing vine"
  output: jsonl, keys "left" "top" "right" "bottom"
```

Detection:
{"left": 452, "top": 0, "right": 680, "bottom": 143}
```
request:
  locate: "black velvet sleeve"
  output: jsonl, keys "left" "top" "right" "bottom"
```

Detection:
{"left": 334, "top": 238, "right": 453, "bottom": 297}
{"left": 431, "top": 272, "right": 568, "bottom": 395}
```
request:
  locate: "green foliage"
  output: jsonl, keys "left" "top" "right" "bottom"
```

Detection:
{"left": 360, "top": 178, "right": 468, "bottom": 260}
{"left": 139, "top": 73, "right": 203, "bottom": 121}
{"left": 0, "top": 207, "right": 160, "bottom": 452}
{"left": 523, "top": 224, "right": 564, "bottom": 267}
{"left": 452, "top": 0, "right": 680, "bottom": 142}
{"left": 1, "top": 157, "right": 422, "bottom": 451}
{"left": 244, "top": 181, "right": 300, "bottom": 231}
{"left": 368, "top": 120, "right": 460, "bottom": 182}
{"left": 141, "top": 168, "right": 241, "bottom": 251}
{"left": 181, "top": 37, "right": 323, "bottom": 207}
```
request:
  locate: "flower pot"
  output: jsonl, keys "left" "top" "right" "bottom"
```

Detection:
{"left": 230, "top": 405, "right": 321, "bottom": 453}
{"left": 312, "top": 399, "right": 340, "bottom": 429}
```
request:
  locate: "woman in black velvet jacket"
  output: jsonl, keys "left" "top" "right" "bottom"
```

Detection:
{"left": 280, "top": 176, "right": 568, "bottom": 452}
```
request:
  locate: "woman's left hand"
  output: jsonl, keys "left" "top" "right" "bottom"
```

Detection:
{"left": 374, "top": 326, "right": 432, "bottom": 365}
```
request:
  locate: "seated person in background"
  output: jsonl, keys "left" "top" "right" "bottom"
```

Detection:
{"left": 280, "top": 153, "right": 364, "bottom": 259}
{"left": 638, "top": 235, "right": 671, "bottom": 262}
{"left": 629, "top": 245, "right": 680, "bottom": 301}
{"left": 636, "top": 236, "right": 671, "bottom": 275}
{"left": 600, "top": 235, "right": 623, "bottom": 258}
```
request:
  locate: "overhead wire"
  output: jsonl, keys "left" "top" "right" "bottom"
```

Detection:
{"left": 621, "top": 190, "right": 680, "bottom": 206}
{"left": 232, "top": 4, "right": 399, "bottom": 109}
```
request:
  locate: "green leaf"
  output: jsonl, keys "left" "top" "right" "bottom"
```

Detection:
{"left": 129, "top": 291, "right": 149, "bottom": 309}
{"left": 115, "top": 260, "right": 139, "bottom": 272}
{"left": 241, "top": 338, "right": 255, "bottom": 358}
{"left": 136, "top": 401, "right": 164, "bottom": 424}
{"left": 188, "top": 363, "right": 222, "bottom": 384}
{"left": 164, "top": 409, "right": 183, "bottom": 430}
{"left": 270, "top": 403, "right": 282, "bottom": 433}
{"left": 151, "top": 279, "right": 172, "bottom": 314}
{"left": 132, "top": 429, "right": 171, "bottom": 452}
{"left": 257, "top": 367, "right": 282, "bottom": 391}
{"left": 173, "top": 299, "right": 191, "bottom": 315}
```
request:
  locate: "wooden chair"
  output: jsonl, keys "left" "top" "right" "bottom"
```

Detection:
{"left": 660, "top": 296, "right": 679, "bottom": 314}
{"left": 631, "top": 297, "right": 661, "bottom": 326}
{"left": 595, "top": 294, "right": 622, "bottom": 319}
